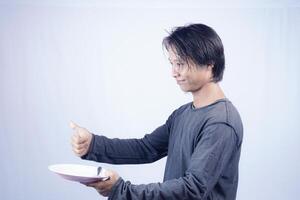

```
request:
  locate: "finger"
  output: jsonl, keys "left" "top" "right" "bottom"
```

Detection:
{"left": 72, "top": 134, "right": 87, "bottom": 144}
{"left": 91, "top": 180, "right": 108, "bottom": 187}
{"left": 71, "top": 138, "right": 85, "bottom": 147}
{"left": 77, "top": 135, "right": 87, "bottom": 144}
{"left": 86, "top": 181, "right": 102, "bottom": 187}
{"left": 100, "top": 191, "right": 109, "bottom": 197}
{"left": 71, "top": 142, "right": 88, "bottom": 151}
{"left": 72, "top": 146, "right": 85, "bottom": 155}
{"left": 80, "top": 182, "right": 89, "bottom": 186}
{"left": 71, "top": 138, "right": 88, "bottom": 148}
{"left": 98, "top": 187, "right": 110, "bottom": 197}
{"left": 84, "top": 183, "right": 94, "bottom": 187}
{"left": 70, "top": 121, "right": 80, "bottom": 130}
{"left": 85, "top": 183, "right": 97, "bottom": 187}
{"left": 73, "top": 148, "right": 86, "bottom": 156}
{"left": 72, "top": 147, "right": 87, "bottom": 156}
{"left": 82, "top": 182, "right": 98, "bottom": 188}
{"left": 71, "top": 145, "right": 87, "bottom": 154}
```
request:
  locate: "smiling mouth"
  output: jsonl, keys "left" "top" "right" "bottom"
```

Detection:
{"left": 176, "top": 80, "right": 185, "bottom": 84}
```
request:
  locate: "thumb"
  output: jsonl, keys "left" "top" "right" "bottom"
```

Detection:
{"left": 70, "top": 121, "right": 88, "bottom": 139}
{"left": 70, "top": 121, "right": 80, "bottom": 130}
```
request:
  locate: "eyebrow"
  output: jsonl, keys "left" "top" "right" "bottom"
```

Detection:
{"left": 168, "top": 58, "right": 184, "bottom": 62}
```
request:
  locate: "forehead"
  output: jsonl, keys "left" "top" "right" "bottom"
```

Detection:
{"left": 167, "top": 48, "right": 201, "bottom": 69}
{"left": 167, "top": 48, "right": 182, "bottom": 61}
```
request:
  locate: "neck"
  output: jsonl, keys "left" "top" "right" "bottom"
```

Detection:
{"left": 192, "top": 82, "right": 225, "bottom": 108}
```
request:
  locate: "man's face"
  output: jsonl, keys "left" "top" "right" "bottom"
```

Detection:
{"left": 168, "top": 48, "right": 213, "bottom": 93}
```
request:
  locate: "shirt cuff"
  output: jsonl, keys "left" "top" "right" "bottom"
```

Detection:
{"left": 80, "top": 133, "right": 95, "bottom": 160}
{"left": 108, "top": 177, "right": 124, "bottom": 200}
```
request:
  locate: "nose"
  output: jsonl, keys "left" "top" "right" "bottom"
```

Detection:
{"left": 171, "top": 66, "right": 180, "bottom": 78}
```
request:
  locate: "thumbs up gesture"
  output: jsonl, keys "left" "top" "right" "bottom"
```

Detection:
{"left": 70, "top": 121, "right": 93, "bottom": 157}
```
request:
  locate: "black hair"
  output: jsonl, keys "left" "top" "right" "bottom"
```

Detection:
{"left": 163, "top": 23, "right": 225, "bottom": 82}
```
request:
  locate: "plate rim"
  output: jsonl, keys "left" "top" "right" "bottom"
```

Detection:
{"left": 48, "top": 163, "right": 108, "bottom": 179}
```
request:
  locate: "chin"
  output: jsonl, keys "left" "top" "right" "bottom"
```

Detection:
{"left": 179, "top": 86, "right": 190, "bottom": 92}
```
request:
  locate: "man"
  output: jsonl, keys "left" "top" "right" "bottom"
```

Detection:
{"left": 70, "top": 23, "right": 243, "bottom": 200}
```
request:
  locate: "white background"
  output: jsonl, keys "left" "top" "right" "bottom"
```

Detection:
{"left": 0, "top": 0, "right": 299, "bottom": 199}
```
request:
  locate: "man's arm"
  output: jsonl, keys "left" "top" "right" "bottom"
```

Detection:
{"left": 82, "top": 124, "right": 170, "bottom": 164}
{"left": 80, "top": 110, "right": 176, "bottom": 164}
{"left": 107, "top": 123, "right": 239, "bottom": 200}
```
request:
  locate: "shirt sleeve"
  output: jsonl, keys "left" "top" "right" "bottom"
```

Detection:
{"left": 81, "top": 110, "right": 176, "bottom": 164}
{"left": 108, "top": 123, "right": 238, "bottom": 200}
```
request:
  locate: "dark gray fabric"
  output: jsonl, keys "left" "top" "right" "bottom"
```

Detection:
{"left": 82, "top": 98, "right": 243, "bottom": 200}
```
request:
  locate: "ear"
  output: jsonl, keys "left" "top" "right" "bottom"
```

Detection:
{"left": 206, "top": 64, "right": 214, "bottom": 72}
{"left": 206, "top": 64, "right": 214, "bottom": 81}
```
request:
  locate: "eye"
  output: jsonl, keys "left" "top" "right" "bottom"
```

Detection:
{"left": 176, "top": 63, "right": 185, "bottom": 68}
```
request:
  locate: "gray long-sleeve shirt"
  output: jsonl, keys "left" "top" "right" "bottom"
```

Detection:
{"left": 82, "top": 98, "right": 243, "bottom": 200}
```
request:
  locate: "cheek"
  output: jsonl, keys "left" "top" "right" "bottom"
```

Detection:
{"left": 189, "top": 74, "right": 206, "bottom": 86}
{"left": 180, "top": 70, "right": 190, "bottom": 79}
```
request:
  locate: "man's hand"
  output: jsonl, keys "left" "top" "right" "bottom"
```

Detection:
{"left": 85, "top": 169, "right": 120, "bottom": 197}
{"left": 70, "top": 121, "right": 93, "bottom": 157}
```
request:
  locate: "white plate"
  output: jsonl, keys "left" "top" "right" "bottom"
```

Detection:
{"left": 49, "top": 164, "right": 109, "bottom": 183}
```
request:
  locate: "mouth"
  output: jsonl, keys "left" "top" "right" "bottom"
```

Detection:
{"left": 176, "top": 80, "right": 184, "bottom": 84}
{"left": 176, "top": 80, "right": 185, "bottom": 85}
